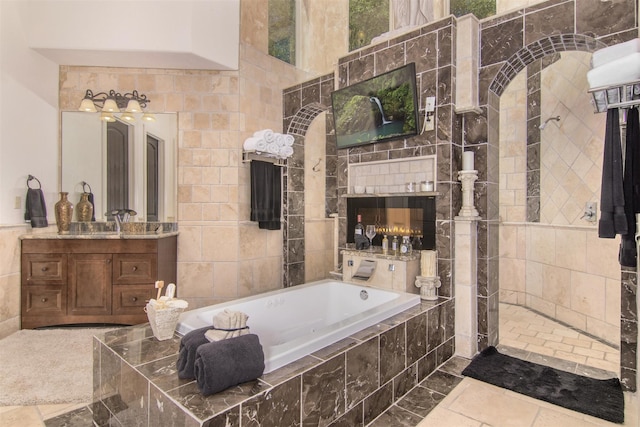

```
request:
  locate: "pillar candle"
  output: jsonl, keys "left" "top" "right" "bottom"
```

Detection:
{"left": 420, "top": 250, "right": 437, "bottom": 277}
{"left": 462, "top": 151, "right": 474, "bottom": 171}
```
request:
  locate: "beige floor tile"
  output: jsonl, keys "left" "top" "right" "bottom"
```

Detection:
{"left": 38, "top": 402, "right": 88, "bottom": 420}
{"left": 533, "top": 407, "right": 611, "bottom": 427}
{"left": 415, "top": 406, "right": 482, "bottom": 427}
{"left": 0, "top": 406, "right": 44, "bottom": 427}
{"left": 447, "top": 380, "right": 540, "bottom": 427}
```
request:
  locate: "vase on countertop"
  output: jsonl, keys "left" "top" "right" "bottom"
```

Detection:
{"left": 55, "top": 192, "right": 73, "bottom": 234}
{"left": 76, "top": 192, "right": 93, "bottom": 222}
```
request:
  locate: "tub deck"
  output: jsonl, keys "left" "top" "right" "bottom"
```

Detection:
{"left": 93, "top": 297, "right": 454, "bottom": 426}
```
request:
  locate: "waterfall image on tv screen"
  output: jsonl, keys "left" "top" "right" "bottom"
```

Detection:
{"left": 331, "top": 63, "right": 419, "bottom": 149}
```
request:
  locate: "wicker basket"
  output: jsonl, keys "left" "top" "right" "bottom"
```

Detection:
{"left": 145, "top": 302, "right": 185, "bottom": 341}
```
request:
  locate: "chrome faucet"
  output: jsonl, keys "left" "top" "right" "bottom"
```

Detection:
{"left": 108, "top": 209, "right": 137, "bottom": 233}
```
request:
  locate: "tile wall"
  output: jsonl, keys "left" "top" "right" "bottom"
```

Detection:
{"left": 481, "top": 0, "right": 638, "bottom": 390}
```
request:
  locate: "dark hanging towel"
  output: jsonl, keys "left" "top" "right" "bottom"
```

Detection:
{"left": 24, "top": 175, "right": 48, "bottom": 228}
{"left": 620, "top": 107, "right": 640, "bottom": 267}
{"left": 599, "top": 107, "right": 627, "bottom": 238}
{"left": 250, "top": 160, "right": 281, "bottom": 230}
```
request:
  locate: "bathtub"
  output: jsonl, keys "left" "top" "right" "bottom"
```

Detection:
{"left": 176, "top": 279, "right": 420, "bottom": 373}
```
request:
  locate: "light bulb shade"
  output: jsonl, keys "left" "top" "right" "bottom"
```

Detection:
{"left": 121, "top": 112, "right": 136, "bottom": 122}
{"left": 103, "top": 98, "right": 119, "bottom": 112}
{"left": 142, "top": 113, "right": 156, "bottom": 122}
{"left": 100, "top": 112, "right": 116, "bottom": 122}
{"left": 125, "top": 99, "right": 142, "bottom": 113}
{"left": 79, "top": 98, "right": 97, "bottom": 112}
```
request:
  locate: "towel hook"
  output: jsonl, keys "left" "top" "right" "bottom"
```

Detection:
{"left": 312, "top": 158, "right": 322, "bottom": 172}
{"left": 81, "top": 181, "right": 92, "bottom": 194}
{"left": 27, "top": 174, "right": 41, "bottom": 189}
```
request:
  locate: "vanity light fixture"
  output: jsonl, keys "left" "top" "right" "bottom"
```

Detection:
{"left": 78, "top": 89, "right": 153, "bottom": 122}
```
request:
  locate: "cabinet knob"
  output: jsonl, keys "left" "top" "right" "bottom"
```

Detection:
{"left": 132, "top": 297, "right": 138, "bottom": 302}
{"left": 41, "top": 297, "right": 48, "bottom": 303}
{"left": 41, "top": 267, "right": 48, "bottom": 272}
{"left": 132, "top": 266, "right": 138, "bottom": 271}
{"left": 106, "top": 259, "right": 111, "bottom": 264}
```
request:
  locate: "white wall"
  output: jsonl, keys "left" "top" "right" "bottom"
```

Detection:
{"left": 0, "top": 1, "right": 59, "bottom": 225}
{"left": 22, "top": 0, "right": 240, "bottom": 70}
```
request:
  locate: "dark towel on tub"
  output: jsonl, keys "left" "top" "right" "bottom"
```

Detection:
{"left": 176, "top": 326, "right": 212, "bottom": 379}
{"left": 250, "top": 160, "right": 281, "bottom": 230}
{"left": 194, "top": 333, "right": 265, "bottom": 396}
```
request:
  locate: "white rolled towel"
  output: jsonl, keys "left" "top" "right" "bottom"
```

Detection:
{"left": 243, "top": 137, "right": 260, "bottom": 151}
{"left": 274, "top": 133, "right": 286, "bottom": 147}
{"left": 255, "top": 138, "right": 268, "bottom": 152}
{"left": 266, "top": 142, "right": 280, "bottom": 155}
{"left": 591, "top": 38, "right": 640, "bottom": 68}
{"left": 253, "top": 129, "right": 275, "bottom": 143}
{"left": 205, "top": 309, "right": 249, "bottom": 342}
{"left": 278, "top": 145, "right": 294, "bottom": 158}
{"left": 283, "top": 134, "right": 294, "bottom": 146}
{"left": 587, "top": 52, "right": 640, "bottom": 88}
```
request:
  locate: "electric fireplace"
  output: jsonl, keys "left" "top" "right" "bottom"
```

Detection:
{"left": 347, "top": 196, "right": 436, "bottom": 250}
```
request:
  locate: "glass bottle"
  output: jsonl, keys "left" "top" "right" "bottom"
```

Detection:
{"left": 382, "top": 235, "right": 389, "bottom": 254}
{"left": 391, "top": 235, "right": 398, "bottom": 254}
{"left": 354, "top": 214, "right": 364, "bottom": 239}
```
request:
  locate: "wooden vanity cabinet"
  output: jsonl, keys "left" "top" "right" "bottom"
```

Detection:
{"left": 21, "top": 236, "right": 177, "bottom": 329}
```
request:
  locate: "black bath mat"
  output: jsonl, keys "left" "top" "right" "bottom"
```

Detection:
{"left": 461, "top": 346, "right": 624, "bottom": 423}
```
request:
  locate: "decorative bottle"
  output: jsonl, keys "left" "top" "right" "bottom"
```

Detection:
{"left": 354, "top": 214, "right": 364, "bottom": 239}
{"left": 391, "top": 235, "right": 398, "bottom": 254}
{"left": 76, "top": 192, "right": 93, "bottom": 222}
{"left": 54, "top": 192, "right": 73, "bottom": 234}
{"left": 382, "top": 235, "right": 389, "bottom": 254}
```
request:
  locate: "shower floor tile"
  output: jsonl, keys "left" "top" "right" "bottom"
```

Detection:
{"left": 498, "top": 303, "right": 619, "bottom": 377}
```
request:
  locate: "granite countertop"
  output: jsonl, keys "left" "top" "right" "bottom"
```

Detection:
{"left": 20, "top": 231, "right": 179, "bottom": 240}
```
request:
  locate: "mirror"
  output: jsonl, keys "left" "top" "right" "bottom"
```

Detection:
{"left": 62, "top": 112, "right": 178, "bottom": 222}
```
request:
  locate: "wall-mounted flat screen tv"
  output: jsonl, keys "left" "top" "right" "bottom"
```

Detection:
{"left": 331, "top": 62, "right": 419, "bottom": 149}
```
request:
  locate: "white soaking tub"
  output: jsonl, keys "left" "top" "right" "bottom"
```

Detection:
{"left": 176, "top": 279, "right": 420, "bottom": 373}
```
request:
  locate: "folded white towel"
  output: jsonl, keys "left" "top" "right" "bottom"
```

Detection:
{"left": 283, "top": 134, "right": 294, "bottom": 146}
{"left": 587, "top": 52, "right": 640, "bottom": 89}
{"left": 591, "top": 38, "right": 640, "bottom": 68}
{"left": 253, "top": 129, "right": 275, "bottom": 143}
{"left": 243, "top": 137, "right": 260, "bottom": 151}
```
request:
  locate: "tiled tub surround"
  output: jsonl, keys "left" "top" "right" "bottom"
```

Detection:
{"left": 93, "top": 297, "right": 454, "bottom": 426}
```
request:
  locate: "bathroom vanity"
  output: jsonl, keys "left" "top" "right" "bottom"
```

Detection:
{"left": 20, "top": 232, "right": 177, "bottom": 329}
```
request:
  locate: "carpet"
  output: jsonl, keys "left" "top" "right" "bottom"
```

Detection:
{"left": 0, "top": 327, "right": 111, "bottom": 406}
{"left": 461, "top": 346, "right": 624, "bottom": 424}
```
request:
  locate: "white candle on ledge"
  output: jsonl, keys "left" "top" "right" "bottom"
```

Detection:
{"left": 462, "top": 150, "right": 475, "bottom": 171}
{"left": 420, "top": 250, "right": 437, "bottom": 277}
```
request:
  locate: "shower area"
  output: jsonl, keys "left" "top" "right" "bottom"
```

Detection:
{"left": 498, "top": 51, "right": 621, "bottom": 374}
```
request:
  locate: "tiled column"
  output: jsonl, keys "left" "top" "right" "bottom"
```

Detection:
{"left": 454, "top": 216, "right": 479, "bottom": 358}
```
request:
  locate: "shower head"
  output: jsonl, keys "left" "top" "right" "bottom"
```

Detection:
{"left": 539, "top": 115, "right": 561, "bottom": 130}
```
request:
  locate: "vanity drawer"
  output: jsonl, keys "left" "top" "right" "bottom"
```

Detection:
{"left": 22, "top": 286, "right": 66, "bottom": 315}
{"left": 22, "top": 254, "right": 67, "bottom": 285}
{"left": 112, "top": 254, "right": 157, "bottom": 284}
{"left": 113, "top": 285, "right": 155, "bottom": 314}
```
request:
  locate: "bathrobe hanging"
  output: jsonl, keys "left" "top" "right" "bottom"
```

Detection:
{"left": 620, "top": 107, "right": 640, "bottom": 267}
{"left": 599, "top": 107, "right": 627, "bottom": 238}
